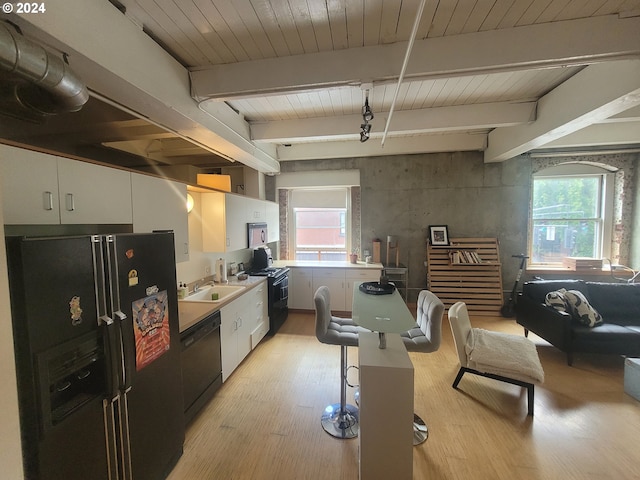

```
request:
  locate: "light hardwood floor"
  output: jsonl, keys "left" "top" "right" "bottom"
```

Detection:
{"left": 168, "top": 310, "right": 640, "bottom": 480}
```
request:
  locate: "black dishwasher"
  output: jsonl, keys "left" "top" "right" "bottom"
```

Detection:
{"left": 180, "top": 310, "right": 222, "bottom": 424}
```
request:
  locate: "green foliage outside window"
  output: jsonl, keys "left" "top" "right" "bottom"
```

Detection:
{"left": 531, "top": 176, "right": 601, "bottom": 264}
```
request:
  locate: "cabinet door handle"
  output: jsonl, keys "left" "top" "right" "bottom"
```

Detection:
{"left": 65, "top": 193, "right": 75, "bottom": 211}
{"left": 43, "top": 191, "right": 54, "bottom": 211}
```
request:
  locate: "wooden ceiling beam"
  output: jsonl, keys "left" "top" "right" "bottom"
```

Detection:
{"left": 276, "top": 133, "right": 486, "bottom": 161}
{"left": 251, "top": 101, "right": 536, "bottom": 143}
{"left": 484, "top": 60, "right": 640, "bottom": 162}
{"left": 190, "top": 15, "right": 640, "bottom": 101}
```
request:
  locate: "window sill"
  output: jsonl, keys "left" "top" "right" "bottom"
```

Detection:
{"left": 526, "top": 266, "right": 634, "bottom": 278}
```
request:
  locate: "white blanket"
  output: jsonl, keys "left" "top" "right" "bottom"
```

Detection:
{"left": 465, "top": 328, "right": 545, "bottom": 383}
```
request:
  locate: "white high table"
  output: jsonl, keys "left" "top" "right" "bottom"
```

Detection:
{"left": 352, "top": 283, "right": 415, "bottom": 480}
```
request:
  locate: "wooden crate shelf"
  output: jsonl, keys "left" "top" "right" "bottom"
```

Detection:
{"left": 427, "top": 237, "right": 504, "bottom": 316}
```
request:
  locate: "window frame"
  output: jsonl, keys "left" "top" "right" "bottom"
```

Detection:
{"left": 288, "top": 187, "right": 352, "bottom": 262}
{"left": 528, "top": 164, "right": 614, "bottom": 268}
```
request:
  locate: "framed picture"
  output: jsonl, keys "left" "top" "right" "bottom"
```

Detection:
{"left": 429, "top": 225, "right": 450, "bottom": 246}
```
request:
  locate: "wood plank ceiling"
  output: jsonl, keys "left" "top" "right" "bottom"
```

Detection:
{"left": 110, "top": 0, "right": 640, "bottom": 164}
{"left": 2, "top": 1, "right": 638, "bottom": 170}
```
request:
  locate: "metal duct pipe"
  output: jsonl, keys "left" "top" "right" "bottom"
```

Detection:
{"left": 0, "top": 21, "right": 88, "bottom": 115}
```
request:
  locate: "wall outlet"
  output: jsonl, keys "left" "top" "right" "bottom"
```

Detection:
{"left": 204, "top": 265, "right": 211, "bottom": 276}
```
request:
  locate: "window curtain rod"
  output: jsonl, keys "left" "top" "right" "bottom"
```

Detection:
{"left": 381, "top": 0, "right": 427, "bottom": 147}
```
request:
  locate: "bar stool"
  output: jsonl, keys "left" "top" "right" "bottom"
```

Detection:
{"left": 400, "top": 289, "right": 444, "bottom": 445}
{"left": 314, "top": 286, "right": 367, "bottom": 439}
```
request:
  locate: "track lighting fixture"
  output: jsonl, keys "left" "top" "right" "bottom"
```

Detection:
{"left": 362, "top": 95, "right": 374, "bottom": 122}
{"left": 359, "top": 89, "right": 374, "bottom": 143}
{"left": 360, "top": 123, "right": 371, "bottom": 142}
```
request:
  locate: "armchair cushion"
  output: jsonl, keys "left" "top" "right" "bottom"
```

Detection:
{"left": 465, "top": 328, "right": 545, "bottom": 383}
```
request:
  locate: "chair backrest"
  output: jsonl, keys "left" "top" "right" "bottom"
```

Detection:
{"left": 314, "top": 286, "right": 332, "bottom": 342}
{"left": 409, "top": 289, "right": 444, "bottom": 352}
{"left": 447, "top": 302, "right": 472, "bottom": 368}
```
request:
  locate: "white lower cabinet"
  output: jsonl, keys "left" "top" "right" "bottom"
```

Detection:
{"left": 289, "top": 266, "right": 383, "bottom": 312}
{"left": 220, "top": 282, "right": 267, "bottom": 381}
{"left": 289, "top": 268, "right": 314, "bottom": 310}
{"left": 249, "top": 282, "right": 269, "bottom": 350}
{"left": 312, "top": 268, "right": 346, "bottom": 311}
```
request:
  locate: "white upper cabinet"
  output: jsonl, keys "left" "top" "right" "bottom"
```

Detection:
{"left": 57, "top": 157, "right": 132, "bottom": 224}
{"left": 224, "top": 193, "right": 249, "bottom": 251}
{"left": 201, "top": 192, "right": 247, "bottom": 252}
{"left": 0, "top": 145, "right": 60, "bottom": 224}
{"left": 201, "top": 191, "right": 229, "bottom": 252}
{"left": 0, "top": 145, "right": 132, "bottom": 225}
{"left": 245, "top": 196, "right": 266, "bottom": 222}
{"left": 201, "top": 192, "right": 279, "bottom": 252}
{"left": 131, "top": 173, "right": 189, "bottom": 263}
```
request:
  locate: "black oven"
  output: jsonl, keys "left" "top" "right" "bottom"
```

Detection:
{"left": 269, "top": 270, "right": 289, "bottom": 334}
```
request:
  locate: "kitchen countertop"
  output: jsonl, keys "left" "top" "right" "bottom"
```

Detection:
{"left": 273, "top": 260, "right": 384, "bottom": 269}
{"left": 178, "top": 276, "right": 267, "bottom": 333}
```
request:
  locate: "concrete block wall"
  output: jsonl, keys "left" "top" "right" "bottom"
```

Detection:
{"left": 267, "top": 150, "right": 638, "bottom": 303}
{"left": 269, "top": 151, "right": 531, "bottom": 303}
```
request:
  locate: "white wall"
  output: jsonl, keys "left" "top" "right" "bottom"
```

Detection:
{"left": 0, "top": 177, "right": 26, "bottom": 478}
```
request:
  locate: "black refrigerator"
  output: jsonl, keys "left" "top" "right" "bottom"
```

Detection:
{"left": 6, "top": 232, "right": 184, "bottom": 480}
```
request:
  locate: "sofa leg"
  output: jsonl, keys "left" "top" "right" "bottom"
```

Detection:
{"left": 567, "top": 352, "right": 573, "bottom": 366}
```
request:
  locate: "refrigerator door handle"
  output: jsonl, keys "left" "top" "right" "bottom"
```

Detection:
{"left": 116, "top": 310, "right": 135, "bottom": 392}
{"left": 103, "top": 398, "right": 120, "bottom": 480}
{"left": 102, "top": 315, "right": 122, "bottom": 401}
{"left": 120, "top": 313, "right": 135, "bottom": 392}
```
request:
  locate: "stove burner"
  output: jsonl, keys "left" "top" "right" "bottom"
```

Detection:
{"left": 247, "top": 266, "right": 288, "bottom": 277}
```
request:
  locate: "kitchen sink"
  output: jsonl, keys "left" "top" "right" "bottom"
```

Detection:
{"left": 180, "top": 284, "right": 246, "bottom": 303}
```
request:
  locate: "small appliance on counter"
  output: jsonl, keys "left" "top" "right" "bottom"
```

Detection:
{"left": 228, "top": 262, "right": 238, "bottom": 276}
{"left": 252, "top": 245, "right": 273, "bottom": 270}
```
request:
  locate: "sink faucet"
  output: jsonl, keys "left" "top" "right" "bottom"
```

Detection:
{"left": 193, "top": 283, "right": 200, "bottom": 293}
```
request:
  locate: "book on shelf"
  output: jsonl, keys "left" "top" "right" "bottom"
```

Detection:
{"left": 449, "top": 250, "right": 483, "bottom": 264}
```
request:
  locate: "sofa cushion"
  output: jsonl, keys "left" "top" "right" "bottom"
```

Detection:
{"left": 564, "top": 289, "right": 603, "bottom": 327}
{"left": 523, "top": 279, "right": 587, "bottom": 304}
{"left": 572, "top": 323, "right": 640, "bottom": 353}
{"left": 586, "top": 282, "right": 640, "bottom": 325}
{"left": 545, "top": 289, "right": 569, "bottom": 312}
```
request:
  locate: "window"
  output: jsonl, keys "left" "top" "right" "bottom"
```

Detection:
{"left": 294, "top": 208, "right": 347, "bottom": 261}
{"left": 529, "top": 165, "right": 613, "bottom": 266}
{"left": 289, "top": 188, "right": 350, "bottom": 261}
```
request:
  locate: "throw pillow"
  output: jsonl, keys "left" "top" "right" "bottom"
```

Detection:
{"left": 564, "top": 289, "right": 603, "bottom": 327}
{"left": 545, "top": 288, "right": 568, "bottom": 313}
